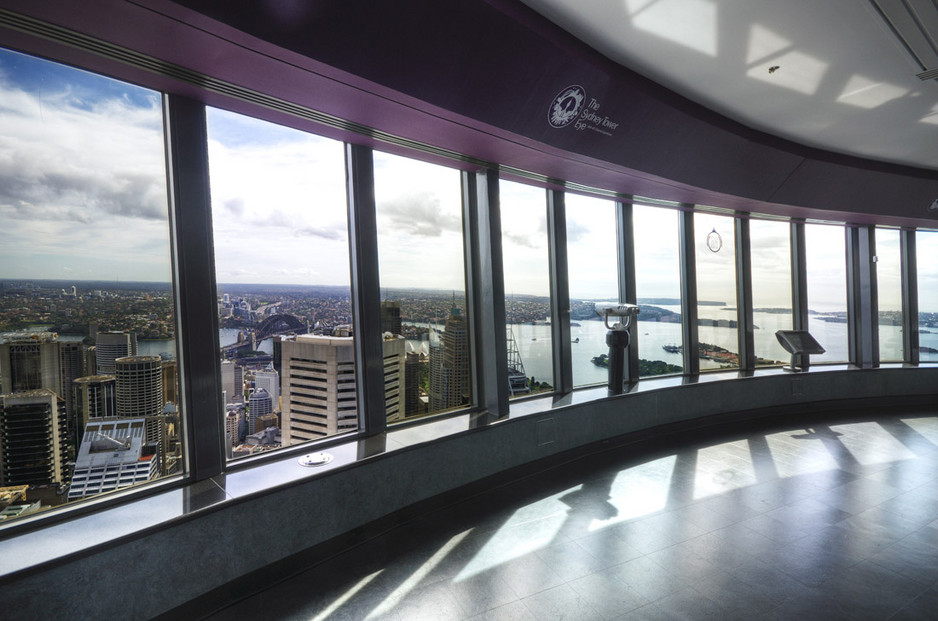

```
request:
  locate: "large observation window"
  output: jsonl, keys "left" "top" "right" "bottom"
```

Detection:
{"left": 805, "top": 223, "right": 848, "bottom": 363}
{"left": 0, "top": 47, "right": 181, "bottom": 519}
{"left": 695, "top": 213, "right": 739, "bottom": 371}
{"left": 876, "top": 228, "right": 903, "bottom": 362}
{"left": 633, "top": 205, "right": 682, "bottom": 376}
{"left": 206, "top": 108, "right": 354, "bottom": 458}
{"left": 565, "top": 195, "right": 619, "bottom": 387}
{"left": 500, "top": 181, "right": 553, "bottom": 397}
{"left": 373, "top": 151, "right": 469, "bottom": 420}
{"left": 917, "top": 231, "right": 938, "bottom": 363}
{"left": 750, "top": 219, "right": 792, "bottom": 366}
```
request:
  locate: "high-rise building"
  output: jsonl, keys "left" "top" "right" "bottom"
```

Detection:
{"left": 0, "top": 389, "right": 70, "bottom": 488}
{"left": 224, "top": 409, "right": 240, "bottom": 456}
{"left": 114, "top": 356, "right": 168, "bottom": 474}
{"left": 404, "top": 351, "right": 424, "bottom": 417}
{"left": 220, "top": 360, "right": 243, "bottom": 403}
{"left": 84, "top": 346, "right": 97, "bottom": 380}
{"left": 161, "top": 360, "right": 178, "bottom": 405}
{"left": 67, "top": 418, "right": 160, "bottom": 501}
{"left": 380, "top": 300, "right": 402, "bottom": 335}
{"left": 253, "top": 369, "right": 280, "bottom": 405}
{"left": 428, "top": 305, "right": 470, "bottom": 412}
{"left": 0, "top": 332, "right": 62, "bottom": 395}
{"left": 247, "top": 388, "right": 273, "bottom": 435}
{"left": 281, "top": 332, "right": 404, "bottom": 445}
{"left": 255, "top": 412, "right": 279, "bottom": 431}
{"left": 383, "top": 334, "right": 405, "bottom": 423}
{"left": 115, "top": 356, "right": 164, "bottom": 419}
{"left": 72, "top": 375, "right": 117, "bottom": 437}
{"left": 59, "top": 340, "right": 85, "bottom": 451}
{"left": 95, "top": 332, "right": 136, "bottom": 375}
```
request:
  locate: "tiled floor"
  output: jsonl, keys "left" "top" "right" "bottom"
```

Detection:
{"left": 208, "top": 411, "right": 938, "bottom": 620}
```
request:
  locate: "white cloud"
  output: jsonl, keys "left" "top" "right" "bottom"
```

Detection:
{"left": 0, "top": 59, "right": 171, "bottom": 282}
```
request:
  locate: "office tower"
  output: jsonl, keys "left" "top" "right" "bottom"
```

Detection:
{"left": 59, "top": 340, "right": 85, "bottom": 451}
{"left": 253, "top": 369, "right": 280, "bottom": 405}
{"left": 383, "top": 334, "right": 405, "bottom": 423}
{"left": 281, "top": 332, "right": 404, "bottom": 445}
{"left": 272, "top": 336, "right": 284, "bottom": 378}
{"left": 380, "top": 300, "right": 402, "bottom": 335}
{"left": 114, "top": 355, "right": 167, "bottom": 473}
{"left": 404, "top": 350, "right": 423, "bottom": 417}
{"left": 115, "top": 356, "right": 164, "bottom": 419}
{"left": 84, "top": 346, "right": 97, "bottom": 380}
{"left": 220, "top": 360, "right": 243, "bottom": 403}
{"left": 72, "top": 375, "right": 117, "bottom": 440}
{"left": 161, "top": 360, "right": 178, "bottom": 405}
{"left": 247, "top": 388, "right": 272, "bottom": 435}
{"left": 428, "top": 305, "right": 470, "bottom": 412}
{"left": 0, "top": 389, "right": 69, "bottom": 487}
{"left": 95, "top": 332, "right": 136, "bottom": 374}
{"left": 0, "top": 332, "right": 62, "bottom": 395}
{"left": 255, "top": 412, "right": 279, "bottom": 431}
{"left": 67, "top": 418, "right": 160, "bottom": 501}
{"left": 224, "top": 410, "right": 238, "bottom": 456}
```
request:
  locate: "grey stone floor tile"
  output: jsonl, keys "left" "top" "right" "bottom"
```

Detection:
{"left": 568, "top": 528, "right": 645, "bottom": 567}
{"left": 567, "top": 566, "right": 649, "bottom": 620}
{"left": 520, "top": 583, "right": 601, "bottom": 621}
{"left": 466, "top": 600, "right": 536, "bottom": 621}
{"left": 611, "top": 555, "right": 690, "bottom": 603}
{"left": 447, "top": 571, "right": 520, "bottom": 618}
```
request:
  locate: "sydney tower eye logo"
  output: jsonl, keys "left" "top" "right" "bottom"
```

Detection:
{"left": 548, "top": 85, "right": 586, "bottom": 128}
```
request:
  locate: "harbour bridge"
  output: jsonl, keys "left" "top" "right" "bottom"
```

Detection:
{"left": 220, "top": 313, "right": 307, "bottom": 357}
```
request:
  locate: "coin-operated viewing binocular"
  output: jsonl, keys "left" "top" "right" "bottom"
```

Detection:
{"left": 594, "top": 303, "right": 640, "bottom": 394}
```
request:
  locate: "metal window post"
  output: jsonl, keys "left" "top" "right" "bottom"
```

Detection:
{"left": 547, "top": 189, "right": 573, "bottom": 394}
{"left": 846, "top": 225, "right": 877, "bottom": 368}
{"left": 790, "top": 220, "right": 808, "bottom": 369}
{"left": 463, "top": 169, "right": 508, "bottom": 419}
{"left": 617, "top": 200, "right": 639, "bottom": 384}
{"left": 735, "top": 217, "right": 755, "bottom": 371}
{"left": 345, "top": 144, "right": 386, "bottom": 436}
{"left": 679, "top": 208, "right": 700, "bottom": 376}
{"left": 901, "top": 230, "right": 919, "bottom": 364}
{"left": 163, "top": 94, "right": 224, "bottom": 480}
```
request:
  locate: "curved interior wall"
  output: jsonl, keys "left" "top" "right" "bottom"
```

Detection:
{"left": 3, "top": 367, "right": 937, "bottom": 619}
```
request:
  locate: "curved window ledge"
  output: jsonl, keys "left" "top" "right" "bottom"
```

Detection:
{"left": 2, "top": 364, "right": 937, "bottom": 617}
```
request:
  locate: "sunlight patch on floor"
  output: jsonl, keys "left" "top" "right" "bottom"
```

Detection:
{"left": 588, "top": 454, "right": 676, "bottom": 531}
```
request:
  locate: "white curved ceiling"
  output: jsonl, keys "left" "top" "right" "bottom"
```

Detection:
{"left": 520, "top": 0, "right": 938, "bottom": 171}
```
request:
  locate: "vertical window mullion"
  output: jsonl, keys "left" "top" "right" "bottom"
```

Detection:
{"left": 735, "top": 217, "right": 755, "bottom": 372}
{"left": 901, "top": 229, "right": 919, "bottom": 365}
{"left": 790, "top": 220, "right": 808, "bottom": 369}
{"left": 679, "top": 208, "right": 699, "bottom": 376}
{"left": 547, "top": 190, "right": 573, "bottom": 394}
{"left": 463, "top": 169, "right": 508, "bottom": 419}
{"left": 846, "top": 225, "right": 877, "bottom": 368}
{"left": 345, "top": 144, "right": 385, "bottom": 436}
{"left": 163, "top": 94, "right": 224, "bottom": 479}
{"left": 617, "top": 200, "right": 640, "bottom": 384}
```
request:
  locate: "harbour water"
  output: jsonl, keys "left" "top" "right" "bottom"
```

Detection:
{"left": 135, "top": 318, "right": 934, "bottom": 388}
